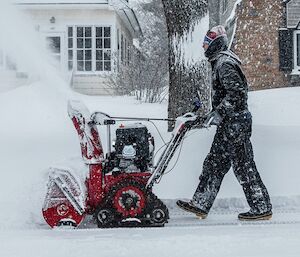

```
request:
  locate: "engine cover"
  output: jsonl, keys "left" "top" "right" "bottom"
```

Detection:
{"left": 115, "top": 124, "right": 150, "bottom": 159}
{"left": 113, "top": 123, "right": 153, "bottom": 172}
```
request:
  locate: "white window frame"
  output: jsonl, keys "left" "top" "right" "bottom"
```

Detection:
{"left": 67, "top": 25, "right": 112, "bottom": 74}
{"left": 293, "top": 30, "right": 300, "bottom": 74}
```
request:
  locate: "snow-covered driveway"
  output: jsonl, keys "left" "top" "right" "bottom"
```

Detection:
{"left": 2, "top": 205, "right": 300, "bottom": 257}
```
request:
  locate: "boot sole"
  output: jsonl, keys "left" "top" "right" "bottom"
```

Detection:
{"left": 238, "top": 214, "right": 272, "bottom": 221}
{"left": 177, "top": 203, "right": 208, "bottom": 219}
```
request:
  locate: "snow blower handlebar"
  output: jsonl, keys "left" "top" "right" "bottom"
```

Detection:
{"left": 146, "top": 98, "right": 205, "bottom": 189}
{"left": 91, "top": 95, "right": 201, "bottom": 125}
{"left": 91, "top": 112, "right": 176, "bottom": 125}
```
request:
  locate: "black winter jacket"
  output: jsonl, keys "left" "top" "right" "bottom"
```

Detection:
{"left": 210, "top": 50, "right": 249, "bottom": 120}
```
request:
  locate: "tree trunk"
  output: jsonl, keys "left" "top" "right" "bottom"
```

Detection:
{"left": 162, "top": 0, "right": 209, "bottom": 130}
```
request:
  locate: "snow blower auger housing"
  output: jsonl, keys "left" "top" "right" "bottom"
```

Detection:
{"left": 42, "top": 100, "right": 201, "bottom": 228}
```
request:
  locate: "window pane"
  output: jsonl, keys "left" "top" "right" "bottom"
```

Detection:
{"left": 85, "top": 50, "right": 92, "bottom": 60}
{"left": 104, "top": 27, "right": 111, "bottom": 37}
{"left": 68, "top": 38, "right": 73, "bottom": 48}
{"left": 68, "top": 27, "right": 73, "bottom": 37}
{"left": 68, "top": 50, "right": 73, "bottom": 60}
{"left": 77, "top": 27, "right": 83, "bottom": 37}
{"left": 77, "top": 38, "right": 83, "bottom": 48}
{"left": 77, "top": 61, "right": 84, "bottom": 71}
{"left": 85, "top": 27, "right": 92, "bottom": 37}
{"left": 297, "top": 34, "right": 300, "bottom": 66}
{"left": 85, "top": 38, "right": 92, "bottom": 49}
{"left": 77, "top": 50, "right": 83, "bottom": 60}
{"left": 104, "top": 38, "right": 111, "bottom": 49}
{"left": 68, "top": 61, "right": 73, "bottom": 70}
{"left": 47, "top": 37, "right": 60, "bottom": 54}
{"left": 104, "top": 61, "right": 111, "bottom": 71}
{"left": 96, "top": 50, "right": 103, "bottom": 61}
{"left": 104, "top": 50, "right": 111, "bottom": 61}
{"left": 96, "top": 39, "right": 103, "bottom": 48}
{"left": 96, "top": 61, "right": 103, "bottom": 71}
{"left": 96, "top": 27, "right": 103, "bottom": 37}
{"left": 85, "top": 61, "right": 92, "bottom": 71}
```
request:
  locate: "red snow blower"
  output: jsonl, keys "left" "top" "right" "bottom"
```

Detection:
{"left": 42, "top": 99, "right": 202, "bottom": 228}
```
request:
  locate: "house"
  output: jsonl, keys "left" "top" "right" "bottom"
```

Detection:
{"left": 0, "top": 0, "right": 142, "bottom": 95}
{"left": 209, "top": 0, "right": 300, "bottom": 90}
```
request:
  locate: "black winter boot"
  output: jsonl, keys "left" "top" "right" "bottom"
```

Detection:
{"left": 176, "top": 200, "right": 208, "bottom": 219}
{"left": 238, "top": 209, "right": 272, "bottom": 221}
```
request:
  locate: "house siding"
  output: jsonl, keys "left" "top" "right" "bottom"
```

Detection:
{"left": 231, "top": 0, "right": 290, "bottom": 90}
{"left": 209, "top": 0, "right": 300, "bottom": 90}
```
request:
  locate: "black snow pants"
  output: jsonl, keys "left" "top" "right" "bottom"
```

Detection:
{"left": 192, "top": 111, "right": 272, "bottom": 214}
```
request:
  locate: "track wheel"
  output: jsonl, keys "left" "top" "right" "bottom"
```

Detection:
{"left": 57, "top": 219, "right": 77, "bottom": 228}
{"left": 94, "top": 208, "right": 116, "bottom": 228}
{"left": 110, "top": 180, "right": 147, "bottom": 218}
{"left": 145, "top": 192, "right": 169, "bottom": 227}
{"left": 150, "top": 207, "right": 168, "bottom": 225}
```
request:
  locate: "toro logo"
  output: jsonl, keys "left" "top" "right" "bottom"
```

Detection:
{"left": 57, "top": 204, "right": 69, "bottom": 216}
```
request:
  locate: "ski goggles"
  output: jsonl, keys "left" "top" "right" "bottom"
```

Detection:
{"left": 203, "top": 35, "right": 213, "bottom": 46}
{"left": 203, "top": 31, "right": 218, "bottom": 46}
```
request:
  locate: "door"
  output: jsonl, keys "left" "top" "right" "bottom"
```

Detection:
{"left": 46, "top": 35, "right": 63, "bottom": 69}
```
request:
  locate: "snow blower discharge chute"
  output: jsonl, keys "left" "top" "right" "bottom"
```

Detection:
{"left": 42, "top": 100, "right": 202, "bottom": 228}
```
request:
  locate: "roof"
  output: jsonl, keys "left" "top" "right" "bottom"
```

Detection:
{"left": 14, "top": 0, "right": 109, "bottom": 4}
{"left": 114, "top": 0, "right": 142, "bottom": 37}
{"left": 14, "top": 0, "right": 142, "bottom": 37}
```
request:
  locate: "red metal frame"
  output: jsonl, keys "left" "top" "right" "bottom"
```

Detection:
{"left": 42, "top": 100, "right": 152, "bottom": 228}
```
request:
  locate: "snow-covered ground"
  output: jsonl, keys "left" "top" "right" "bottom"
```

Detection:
{"left": 0, "top": 82, "right": 300, "bottom": 256}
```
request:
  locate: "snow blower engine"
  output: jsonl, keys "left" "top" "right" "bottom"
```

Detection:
{"left": 105, "top": 123, "right": 154, "bottom": 174}
{"left": 42, "top": 99, "right": 201, "bottom": 228}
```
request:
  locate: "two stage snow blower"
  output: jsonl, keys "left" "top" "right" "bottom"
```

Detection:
{"left": 42, "top": 99, "right": 202, "bottom": 228}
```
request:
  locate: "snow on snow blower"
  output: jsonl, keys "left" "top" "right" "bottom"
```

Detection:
{"left": 42, "top": 99, "right": 202, "bottom": 228}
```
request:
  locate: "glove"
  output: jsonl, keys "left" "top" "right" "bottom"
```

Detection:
{"left": 192, "top": 98, "right": 202, "bottom": 113}
{"left": 203, "top": 111, "right": 222, "bottom": 127}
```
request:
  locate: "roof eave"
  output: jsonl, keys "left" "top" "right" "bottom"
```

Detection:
{"left": 14, "top": 2, "right": 109, "bottom": 10}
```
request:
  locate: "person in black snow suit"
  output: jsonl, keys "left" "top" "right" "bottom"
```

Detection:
{"left": 176, "top": 25, "right": 272, "bottom": 221}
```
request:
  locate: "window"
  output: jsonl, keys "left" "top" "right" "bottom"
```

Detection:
{"left": 117, "top": 29, "right": 120, "bottom": 71}
{"left": 121, "top": 35, "right": 129, "bottom": 66}
{"left": 68, "top": 27, "right": 73, "bottom": 71}
{"left": 222, "top": 0, "right": 228, "bottom": 14}
{"left": 293, "top": 30, "right": 300, "bottom": 72}
{"left": 297, "top": 33, "right": 300, "bottom": 67}
{"left": 121, "top": 34, "right": 124, "bottom": 62}
{"left": 76, "top": 26, "right": 92, "bottom": 71}
{"left": 124, "top": 38, "right": 127, "bottom": 62}
{"left": 95, "top": 26, "right": 111, "bottom": 71}
{"left": 68, "top": 26, "right": 111, "bottom": 72}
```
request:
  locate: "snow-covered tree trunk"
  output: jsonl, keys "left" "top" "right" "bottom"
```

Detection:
{"left": 162, "top": 0, "right": 209, "bottom": 130}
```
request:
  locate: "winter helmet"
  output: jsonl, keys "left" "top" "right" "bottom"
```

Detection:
{"left": 203, "top": 25, "right": 228, "bottom": 60}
